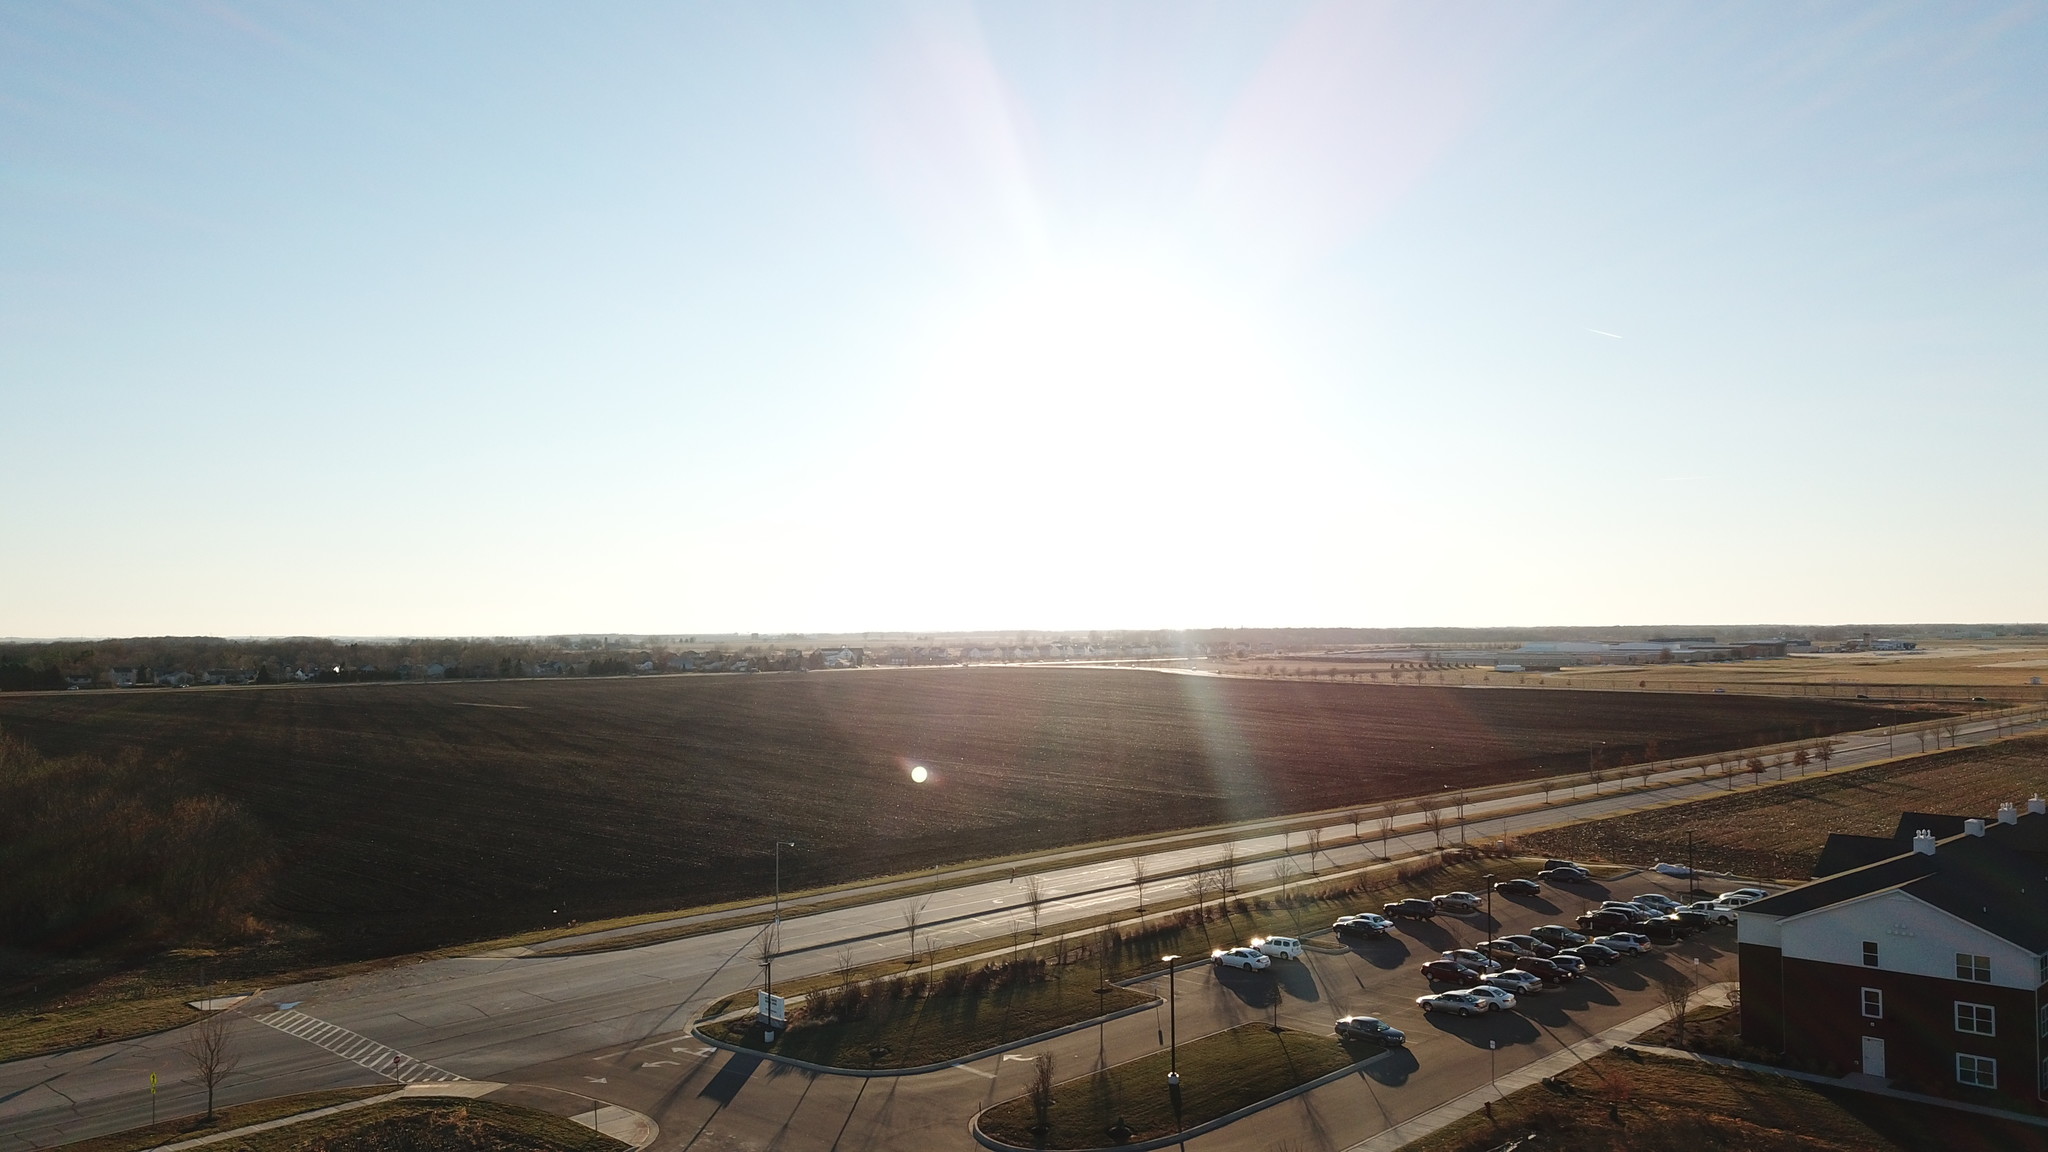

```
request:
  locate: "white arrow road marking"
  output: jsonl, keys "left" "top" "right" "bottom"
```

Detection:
{"left": 584, "top": 1076, "right": 608, "bottom": 1084}
{"left": 952, "top": 1063, "right": 996, "bottom": 1079}
{"left": 999, "top": 1054, "right": 1038, "bottom": 1062}
{"left": 672, "top": 1046, "right": 716, "bottom": 1058}
{"left": 640, "top": 1061, "right": 680, "bottom": 1068}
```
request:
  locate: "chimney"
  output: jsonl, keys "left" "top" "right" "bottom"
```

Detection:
{"left": 2030, "top": 795, "right": 2046, "bottom": 816}
{"left": 1965, "top": 818, "right": 1987, "bottom": 837}
{"left": 1913, "top": 829, "right": 1937, "bottom": 855}
{"left": 1998, "top": 803, "right": 2019, "bottom": 825}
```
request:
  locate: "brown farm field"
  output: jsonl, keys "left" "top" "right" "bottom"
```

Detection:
{"left": 0, "top": 668, "right": 1901, "bottom": 960}
{"left": 1523, "top": 731, "right": 2048, "bottom": 879}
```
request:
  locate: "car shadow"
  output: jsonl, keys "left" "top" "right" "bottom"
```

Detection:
{"left": 1345, "top": 937, "right": 1412, "bottom": 970}
{"left": 1502, "top": 895, "right": 1561, "bottom": 916}
{"left": 1361, "top": 1046, "right": 1419, "bottom": 1086}
{"left": 1275, "top": 961, "right": 1322, "bottom": 1004}
{"left": 1421, "top": 1009, "right": 1541, "bottom": 1048}
{"left": 1212, "top": 966, "right": 1281, "bottom": 1007}
{"left": 1598, "top": 965, "right": 1650, "bottom": 994}
{"left": 1396, "top": 921, "right": 1457, "bottom": 950}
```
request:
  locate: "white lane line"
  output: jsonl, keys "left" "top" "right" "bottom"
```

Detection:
{"left": 256, "top": 1010, "right": 465, "bottom": 1083}
{"left": 952, "top": 1063, "right": 996, "bottom": 1080}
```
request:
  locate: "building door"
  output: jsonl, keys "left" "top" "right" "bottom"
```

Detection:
{"left": 1861, "top": 1035, "right": 1886, "bottom": 1078}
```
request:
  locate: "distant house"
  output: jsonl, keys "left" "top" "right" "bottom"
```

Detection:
{"left": 155, "top": 670, "right": 195, "bottom": 687}
{"left": 64, "top": 673, "right": 94, "bottom": 689}
{"left": 107, "top": 667, "right": 139, "bottom": 688}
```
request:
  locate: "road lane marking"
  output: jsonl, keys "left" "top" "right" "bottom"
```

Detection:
{"left": 256, "top": 1009, "right": 464, "bottom": 1084}
{"left": 952, "top": 1063, "right": 996, "bottom": 1079}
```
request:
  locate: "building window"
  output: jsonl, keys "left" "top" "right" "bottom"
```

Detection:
{"left": 1956, "top": 953, "right": 1991, "bottom": 983}
{"left": 1956, "top": 1002, "right": 1995, "bottom": 1035}
{"left": 1957, "top": 1053, "right": 1997, "bottom": 1088}
{"left": 1861, "top": 988, "right": 1884, "bottom": 1019}
{"left": 1862, "top": 941, "right": 1879, "bottom": 967}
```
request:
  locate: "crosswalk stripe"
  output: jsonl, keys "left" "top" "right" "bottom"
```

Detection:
{"left": 256, "top": 1010, "right": 464, "bottom": 1083}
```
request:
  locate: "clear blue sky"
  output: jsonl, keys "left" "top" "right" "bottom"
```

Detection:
{"left": 4, "top": 3, "right": 2043, "bottom": 637}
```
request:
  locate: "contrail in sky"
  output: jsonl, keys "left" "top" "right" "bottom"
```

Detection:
{"left": 1587, "top": 329, "right": 1623, "bottom": 339}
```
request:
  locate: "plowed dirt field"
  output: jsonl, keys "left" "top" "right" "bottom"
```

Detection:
{"left": 0, "top": 668, "right": 1900, "bottom": 958}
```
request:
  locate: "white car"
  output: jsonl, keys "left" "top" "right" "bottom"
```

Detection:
{"left": 1653, "top": 861, "right": 1695, "bottom": 877}
{"left": 1684, "top": 902, "right": 1739, "bottom": 926}
{"left": 1481, "top": 969, "right": 1545, "bottom": 996}
{"left": 1595, "top": 932, "right": 1651, "bottom": 955}
{"left": 1631, "top": 894, "right": 1680, "bottom": 913}
{"left": 1725, "top": 888, "right": 1770, "bottom": 902}
{"left": 1252, "top": 935, "right": 1304, "bottom": 960}
{"left": 1417, "top": 990, "right": 1502, "bottom": 1016}
{"left": 1442, "top": 948, "right": 1504, "bottom": 974}
{"left": 1432, "top": 891, "right": 1482, "bottom": 914}
{"left": 1463, "top": 985, "right": 1519, "bottom": 1012}
{"left": 1212, "top": 947, "right": 1272, "bottom": 971}
{"left": 1715, "top": 893, "right": 1760, "bottom": 907}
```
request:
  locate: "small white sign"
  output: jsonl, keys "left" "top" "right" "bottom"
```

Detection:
{"left": 757, "top": 991, "right": 787, "bottom": 1026}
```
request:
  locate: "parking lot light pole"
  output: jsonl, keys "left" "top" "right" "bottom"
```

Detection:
{"left": 1160, "top": 954, "right": 1180, "bottom": 1085}
{"left": 772, "top": 840, "right": 796, "bottom": 922}
{"left": 1484, "top": 874, "right": 1494, "bottom": 938}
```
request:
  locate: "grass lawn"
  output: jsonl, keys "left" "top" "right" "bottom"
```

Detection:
{"left": 190, "top": 1097, "right": 626, "bottom": 1152}
{"left": 53, "top": 1087, "right": 391, "bottom": 1152}
{"left": 1403, "top": 1049, "right": 2044, "bottom": 1152}
{"left": 704, "top": 965, "right": 1153, "bottom": 1069}
{"left": 977, "top": 1023, "right": 1372, "bottom": 1149}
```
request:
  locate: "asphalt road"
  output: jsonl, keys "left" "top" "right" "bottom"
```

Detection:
{"left": 1, "top": 708, "right": 2037, "bottom": 1151}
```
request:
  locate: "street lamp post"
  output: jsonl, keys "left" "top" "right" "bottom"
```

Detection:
{"left": 1484, "top": 874, "right": 1494, "bottom": 942}
{"left": 772, "top": 840, "right": 797, "bottom": 922}
{"left": 1159, "top": 954, "right": 1180, "bottom": 1086}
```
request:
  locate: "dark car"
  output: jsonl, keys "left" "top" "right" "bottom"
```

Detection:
{"left": 1546, "top": 953, "right": 1587, "bottom": 977}
{"left": 1421, "top": 959, "right": 1482, "bottom": 983}
{"left": 1335, "top": 1015, "right": 1407, "bottom": 1046}
{"left": 1560, "top": 943, "right": 1620, "bottom": 966}
{"left": 1517, "top": 955, "right": 1576, "bottom": 984}
{"left": 1501, "top": 934, "right": 1558, "bottom": 958}
{"left": 1543, "top": 859, "right": 1586, "bottom": 872}
{"left": 1539, "top": 867, "right": 1592, "bottom": 883}
{"left": 1670, "top": 910, "right": 1713, "bottom": 931}
{"left": 1385, "top": 897, "right": 1438, "bottom": 920}
{"left": 1492, "top": 877, "right": 1542, "bottom": 896}
{"left": 1577, "top": 909, "right": 1634, "bottom": 933}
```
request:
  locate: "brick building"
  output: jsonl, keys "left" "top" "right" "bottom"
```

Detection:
{"left": 1739, "top": 797, "right": 2048, "bottom": 1112}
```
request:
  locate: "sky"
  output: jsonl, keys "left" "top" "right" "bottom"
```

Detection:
{"left": 3, "top": 2, "right": 2044, "bottom": 637}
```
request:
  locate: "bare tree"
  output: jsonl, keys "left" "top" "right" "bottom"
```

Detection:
{"left": 902, "top": 901, "right": 927, "bottom": 964}
{"left": 1303, "top": 828, "right": 1323, "bottom": 875}
{"left": 1453, "top": 790, "right": 1469, "bottom": 829}
{"left": 1816, "top": 740, "right": 1835, "bottom": 771}
{"left": 755, "top": 920, "right": 782, "bottom": 994}
{"left": 1022, "top": 874, "right": 1045, "bottom": 936}
{"left": 835, "top": 947, "right": 857, "bottom": 986}
{"left": 1131, "top": 857, "right": 1149, "bottom": 913}
{"left": 1376, "top": 808, "right": 1396, "bottom": 857}
{"left": 1657, "top": 971, "right": 1698, "bottom": 1049}
{"left": 1029, "top": 1053, "right": 1057, "bottom": 1132}
{"left": 1348, "top": 810, "right": 1365, "bottom": 843}
{"left": 1219, "top": 842, "right": 1238, "bottom": 893}
{"left": 179, "top": 1012, "right": 240, "bottom": 1121}
{"left": 1421, "top": 806, "right": 1447, "bottom": 848}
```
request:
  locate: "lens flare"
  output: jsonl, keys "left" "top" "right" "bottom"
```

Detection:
{"left": 910, "top": 765, "right": 930, "bottom": 784}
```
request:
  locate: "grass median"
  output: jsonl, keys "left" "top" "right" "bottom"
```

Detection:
{"left": 53, "top": 1087, "right": 390, "bottom": 1152}
{"left": 703, "top": 958, "right": 1153, "bottom": 1069}
{"left": 192, "top": 1097, "right": 625, "bottom": 1152}
{"left": 976, "top": 1022, "right": 1374, "bottom": 1148}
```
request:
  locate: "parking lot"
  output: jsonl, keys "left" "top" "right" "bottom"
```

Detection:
{"left": 1143, "top": 866, "right": 1747, "bottom": 1150}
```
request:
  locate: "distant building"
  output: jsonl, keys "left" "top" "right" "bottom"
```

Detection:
{"left": 107, "top": 667, "right": 139, "bottom": 688}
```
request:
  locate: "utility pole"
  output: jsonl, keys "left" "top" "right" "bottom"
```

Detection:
{"left": 1160, "top": 954, "right": 1181, "bottom": 1086}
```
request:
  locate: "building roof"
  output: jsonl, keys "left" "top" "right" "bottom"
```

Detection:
{"left": 1810, "top": 834, "right": 1902, "bottom": 878}
{"left": 1752, "top": 810, "right": 2048, "bottom": 953}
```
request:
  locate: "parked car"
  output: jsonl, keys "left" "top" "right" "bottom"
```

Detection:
{"left": 1641, "top": 916, "right": 1688, "bottom": 942}
{"left": 1725, "top": 888, "right": 1770, "bottom": 902}
{"left": 1478, "top": 939, "right": 1530, "bottom": 962}
{"left": 1545, "top": 953, "right": 1587, "bottom": 977}
{"left": 1212, "top": 947, "right": 1272, "bottom": 971}
{"left": 1385, "top": 897, "right": 1438, "bottom": 920}
{"left": 1530, "top": 924, "right": 1588, "bottom": 947}
{"left": 1463, "top": 984, "right": 1520, "bottom": 1011}
{"left": 1417, "top": 990, "right": 1502, "bottom": 1016}
{"left": 1334, "top": 913, "right": 1394, "bottom": 937}
{"left": 1631, "top": 894, "right": 1680, "bottom": 913}
{"left": 1501, "top": 934, "right": 1559, "bottom": 958}
{"left": 1669, "top": 910, "right": 1712, "bottom": 931}
{"left": 1715, "top": 893, "right": 1761, "bottom": 907}
{"left": 1599, "top": 901, "right": 1654, "bottom": 921}
{"left": 1577, "top": 910, "right": 1635, "bottom": 933}
{"left": 1252, "top": 935, "right": 1304, "bottom": 960}
{"left": 1561, "top": 942, "right": 1620, "bottom": 965}
{"left": 1432, "top": 891, "right": 1482, "bottom": 914}
{"left": 1596, "top": 932, "right": 1651, "bottom": 955}
{"left": 1492, "top": 877, "right": 1542, "bottom": 896}
{"left": 1683, "top": 901, "right": 1738, "bottom": 926}
{"left": 1517, "top": 955, "right": 1576, "bottom": 984}
{"left": 1481, "top": 969, "right": 1545, "bottom": 996}
{"left": 1422, "top": 959, "right": 1484, "bottom": 983}
{"left": 1442, "top": 949, "right": 1504, "bottom": 974}
{"left": 1539, "top": 867, "right": 1592, "bottom": 883}
{"left": 1543, "top": 859, "right": 1586, "bottom": 872}
{"left": 1654, "top": 861, "right": 1695, "bottom": 877}
{"left": 1334, "top": 1015, "right": 1407, "bottom": 1046}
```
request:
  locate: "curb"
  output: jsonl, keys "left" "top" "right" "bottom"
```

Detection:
{"left": 968, "top": 1044, "right": 1398, "bottom": 1152}
{"left": 690, "top": 996, "right": 1161, "bottom": 1078}
{"left": 1628, "top": 1044, "right": 2048, "bottom": 1129}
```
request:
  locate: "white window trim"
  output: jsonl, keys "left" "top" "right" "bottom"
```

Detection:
{"left": 1862, "top": 941, "right": 1880, "bottom": 968}
{"left": 1861, "top": 988, "right": 1884, "bottom": 1019}
{"left": 1955, "top": 1001, "right": 1995, "bottom": 1036}
{"left": 1957, "top": 1052, "right": 1997, "bottom": 1088}
{"left": 1956, "top": 952, "right": 1992, "bottom": 983}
